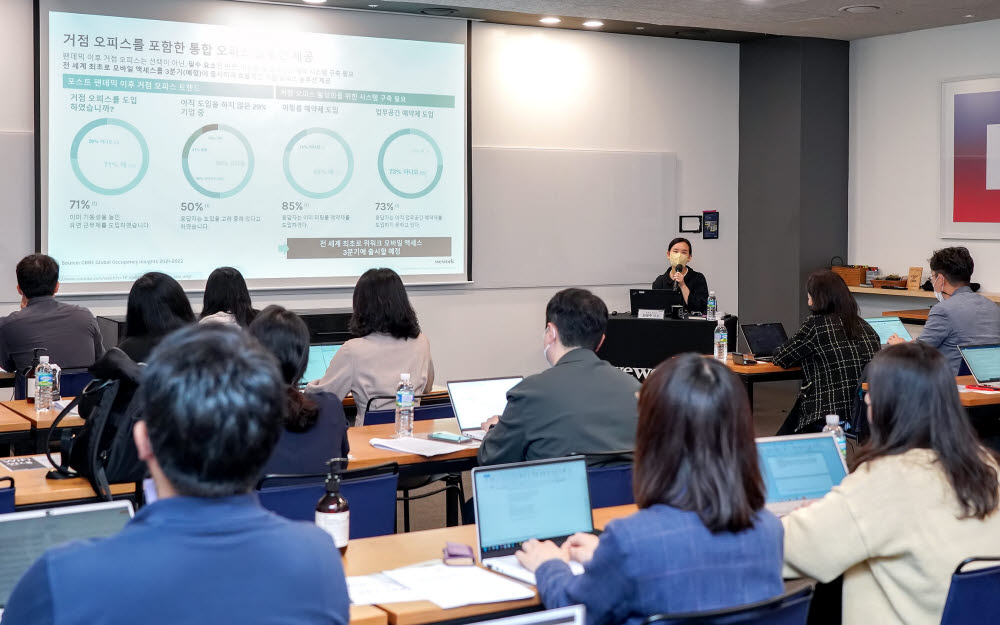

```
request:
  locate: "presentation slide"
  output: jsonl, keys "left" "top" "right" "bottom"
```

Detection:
{"left": 42, "top": 6, "right": 467, "bottom": 290}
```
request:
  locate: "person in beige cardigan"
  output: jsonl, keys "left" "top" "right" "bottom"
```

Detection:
{"left": 782, "top": 341, "right": 1000, "bottom": 625}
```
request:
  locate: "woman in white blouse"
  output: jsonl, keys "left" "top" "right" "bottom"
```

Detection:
{"left": 306, "top": 268, "right": 433, "bottom": 424}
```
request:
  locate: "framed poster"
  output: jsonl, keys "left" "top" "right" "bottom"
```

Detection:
{"left": 941, "top": 76, "right": 1000, "bottom": 238}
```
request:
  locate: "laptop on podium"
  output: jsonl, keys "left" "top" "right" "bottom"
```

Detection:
{"left": 756, "top": 433, "right": 848, "bottom": 517}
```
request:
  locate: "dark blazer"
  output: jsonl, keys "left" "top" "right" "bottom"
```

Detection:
{"left": 772, "top": 314, "right": 881, "bottom": 431}
{"left": 262, "top": 391, "right": 350, "bottom": 477}
{"left": 652, "top": 267, "right": 710, "bottom": 314}
{"left": 1, "top": 495, "right": 350, "bottom": 625}
{"left": 477, "top": 348, "right": 639, "bottom": 466}
{"left": 535, "top": 504, "right": 785, "bottom": 625}
{"left": 0, "top": 296, "right": 104, "bottom": 370}
{"left": 117, "top": 334, "right": 162, "bottom": 364}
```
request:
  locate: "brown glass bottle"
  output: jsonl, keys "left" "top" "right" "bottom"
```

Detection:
{"left": 315, "top": 464, "right": 350, "bottom": 555}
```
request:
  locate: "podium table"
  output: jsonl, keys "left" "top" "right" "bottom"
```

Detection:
{"left": 598, "top": 314, "right": 739, "bottom": 378}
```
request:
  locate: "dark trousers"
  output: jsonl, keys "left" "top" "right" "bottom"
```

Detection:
{"left": 776, "top": 398, "right": 826, "bottom": 436}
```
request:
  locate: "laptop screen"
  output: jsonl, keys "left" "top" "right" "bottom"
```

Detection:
{"left": 961, "top": 344, "right": 1000, "bottom": 384}
{"left": 741, "top": 323, "right": 788, "bottom": 357}
{"left": 0, "top": 501, "right": 133, "bottom": 606}
{"left": 474, "top": 458, "right": 593, "bottom": 556}
{"left": 448, "top": 377, "right": 523, "bottom": 431}
{"left": 756, "top": 435, "right": 847, "bottom": 504}
{"left": 864, "top": 317, "right": 913, "bottom": 344}
{"left": 302, "top": 343, "right": 342, "bottom": 384}
{"left": 478, "top": 606, "right": 585, "bottom": 625}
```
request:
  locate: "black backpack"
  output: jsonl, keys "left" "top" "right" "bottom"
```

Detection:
{"left": 45, "top": 348, "right": 146, "bottom": 501}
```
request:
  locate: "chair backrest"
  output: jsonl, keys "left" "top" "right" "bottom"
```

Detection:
{"left": 580, "top": 450, "right": 634, "bottom": 509}
{"left": 364, "top": 402, "right": 455, "bottom": 426}
{"left": 257, "top": 463, "right": 399, "bottom": 539}
{"left": 364, "top": 392, "right": 451, "bottom": 413}
{"left": 940, "top": 557, "right": 1000, "bottom": 625}
{"left": 643, "top": 586, "right": 813, "bottom": 625}
{"left": 0, "top": 476, "right": 14, "bottom": 514}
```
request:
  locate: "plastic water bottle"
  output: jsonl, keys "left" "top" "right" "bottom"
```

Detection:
{"left": 394, "top": 373, "right": 415, "bottom": 438}
{"left": 706, "top": 291, "right": 718, "bottom": 321}
{"left": 35, "top": 356, "right": 55, "bottom": 412}
{"left": 713, "top": 319, "right": 728, "bottom": 363}
{"left": 823, "top": 414, "right": 847, "bottom": 464}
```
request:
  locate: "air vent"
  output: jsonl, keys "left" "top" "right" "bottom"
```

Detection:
{"left": 420, "top": 7, "right": 458, "bottom": 16}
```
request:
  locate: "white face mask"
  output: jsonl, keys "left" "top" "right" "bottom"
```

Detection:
{"left": 931, "top": 274, "right": 944, "bottom": 302}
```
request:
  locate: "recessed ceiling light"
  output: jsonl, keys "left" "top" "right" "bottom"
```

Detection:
{"left": 539, "top": 17, "right": 561, "bottom": 24}
{"left": 369, "top": 4, "right": 379, "bottom": 7}
{"left": 838, "top": 4, "right": 881, "bottom": 13}
{"left": 635, "top": 26, "right": 645, "bottom": 30}
{"left": 302, "top": 0, "right": 328, "bottom": 4}
{"left": 964, "top": 14, "right": 975, "bottom": 18}
{"left": 582, "top": 20, "right": 604, "bottom": 28}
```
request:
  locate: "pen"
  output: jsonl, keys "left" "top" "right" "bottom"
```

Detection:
{"left": 965, "top": 385, "right": 998, "bottom": 392}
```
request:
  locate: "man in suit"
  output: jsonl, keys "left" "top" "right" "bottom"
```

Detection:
{"left": 888, "top": 247, "right": 1000, "bottom": 374}
{"left": 478, "top": 288, "right": 640, "bottom": 466}
{"left": 2, "top": 325, "right": 350, "bottom": 625}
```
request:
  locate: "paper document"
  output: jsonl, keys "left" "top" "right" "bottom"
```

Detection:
{"left": 347, "top": 573, "right": 427, "bottom": 605}
{"left": 382, "top": 563, "right": 535, "bottom": 609}
{"left": 370, "top": 437, "right": 479, "bottom": 457}
{"left": 52, "top": 401, "right": 80, "bottom": 416}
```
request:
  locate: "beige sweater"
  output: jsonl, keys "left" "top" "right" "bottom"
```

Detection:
{"left": 305, "top": 332, "right": 434, "bottom": 424}
{"left": 782, "top": 448, "right": 1000, "bottom": 625}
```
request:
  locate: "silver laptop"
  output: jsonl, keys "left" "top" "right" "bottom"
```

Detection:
{"left": 864, "top": 317, "right": 913, "bottom": 345}
{"left": 756, "top": 433, "right": 848, "bottom": 517}
{"left": 473, "top": 457, "right": 593, "bottom": 585}
{"left": 478, "top": 606, "right": 585, "bottom": 625}
{"left": 447, "top": 376, "right": 522, "bottom": 441}
{"left": 0, "top": 501, "right": 134, "bottom": 610}
{"left": 960, "top": 344, "right": 1000, "bottom": 389}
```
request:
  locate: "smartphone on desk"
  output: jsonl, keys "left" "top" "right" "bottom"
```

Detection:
{"left": 732, "top": 353, "right": 757, "bottom": 366}
{"left": 428, "top": 431, "right": 471, "bottom": 443}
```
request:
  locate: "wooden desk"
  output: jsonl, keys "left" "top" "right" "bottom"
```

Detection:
{"left": 1, "top": 399, "right": 85, "bottom": 428}
{"left": 343, "top": 505, "right": 636, "bottom": 625}
{"left": 725, "top": 355, "right": 802, "bottom": 409}
{"left": 1, "top": 457, "right": 135, "bottom": 509}
{"left": 347, "top": 419, "right": 478, "bottom": 472}
{"left": 862, "top": 376, "right": 1000, "bottom": 409}
{"left": 881, "top": 309, "right": 930, "bottom": 323}
{"left": 0, "top": 404, "right": 32, "bottom": 434}
{"left": 352, "top": 605, "right": 389, "bottom": 625}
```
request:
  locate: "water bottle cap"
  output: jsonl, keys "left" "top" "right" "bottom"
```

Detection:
{"left": 825, "top": 414, "right": 839, "bottom": 425}
{"left": 709, "top": 291, "right": 715, "bottom": 296}
{"left": 400, "top": 373, "right": 410, "bottom": 381}
{"left": 39, "top": 356, "right": 49, "bottom": 363}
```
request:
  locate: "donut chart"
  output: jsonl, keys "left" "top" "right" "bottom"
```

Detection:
{"left": 181, "top": 124, "right": 255, "bottom": 199}
{"left": 377, "top": 128, "right": 443, "bottom": 199}
{"left": 283, "top": 128, "right": 354, "bottom": 199}
{"left": 70, "top": 118, "right": 149, "bottom": 195}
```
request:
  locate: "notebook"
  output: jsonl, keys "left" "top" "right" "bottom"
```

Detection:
{"left": 0, "top": 501, "right": 134, "bottom": 609}
{"left": 960, "top": 344, "right": 1000, "bottom": 389}
{"left": 864, "top": 317, "right": 913, "bottom": 344}
{"left": 740, "top": 323, "right": 789, "bottom": 361}
{"left": 756, "top": 433, "right": 848, "bottom": 517}
{"left": 302, "top": 343, "right": 342, "bottom": 384}
{"left": 472, "top": 457, "right": 593, "bottom": 585}
{"left": 447, "top": 376, "right": 523, "bottom": 441}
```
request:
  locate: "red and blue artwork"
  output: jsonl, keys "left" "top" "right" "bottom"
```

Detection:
{"left": 954, "top": 90, "right": 1000, "bottom": 223}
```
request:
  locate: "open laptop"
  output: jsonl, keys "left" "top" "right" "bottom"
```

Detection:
{"left": 0, "top": 501, "right": 134, "bottom": 611}
{"left": 629, "top": 289, "right": 682, "bottom": 317}
{"left": 740, "top": 323, "right": 789, "bottom": 361}
{"left": 302, "top": 343, "right": 342, "bottom": 384}
{"left": 473, "top": 457, "right": 594, "bottom": 585}
{"left": 756, "top": 433, "right": 848, "bottom": 517}
{"left": 479, "top": 606, "right": 585, "bottom": 625}
{"left": 447, "top": 376, "right": 523, "bottom": 441}
{"left": 960, "top": 344, "right": 1000, "bottom": 389}
{"left": 864, "top": 317, "right": 913, "bottom": 345}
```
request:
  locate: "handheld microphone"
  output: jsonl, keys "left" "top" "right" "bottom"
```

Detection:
{"left": 673, "top": 265, "right": 684, "bottom": 292}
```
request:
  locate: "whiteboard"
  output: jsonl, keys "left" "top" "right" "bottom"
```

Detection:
{"left": 471, "top": 147, "right": 675, "bottom": 288}
{"left": 0, "top": 132, "right": 35, "bottom": 303}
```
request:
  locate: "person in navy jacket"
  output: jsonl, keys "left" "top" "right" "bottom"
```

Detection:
{"left": 516, "top": 353, "right": 784, "bottom": 625}
{"left": 2, "top": 325, "right": 350, "bottom": 625}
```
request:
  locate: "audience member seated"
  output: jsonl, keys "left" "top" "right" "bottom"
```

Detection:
{"left": 478, "top": 288, "right": 639, "bottom": 466}
{"left": 888, "top": 247, "right": 1000, "bottom": 373}
{"left": 782, "top": 341, "right": 1000, "bottom": 625}
{"left": 0, "top": 254, "right": 104, "bottom": 371}
{"left": 199, "top": 266, "right": 257, "bottom": 327}
{"left": 306, "top": 267, "right": 433, "bottom": 424}
{"left": 773, "top": 270, "right": 880, "bottom": 434}
{"left": 1, "top": 325, "right": 350, "bottom": 625}
{"left": 250, "top": 305, "right": 349, "bottom": 476}
{"left": 117, "top": 272, "right": 195, "bottom": 363}
{"left": 651, "top": 237, "right": 710, "bottom": 314}
{"left": 516, "top": 354, "right": 784, "bottom": 625}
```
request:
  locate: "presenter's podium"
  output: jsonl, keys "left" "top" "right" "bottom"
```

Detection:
{"left": 598, "top": 314, "right": 738, "bottom": 380}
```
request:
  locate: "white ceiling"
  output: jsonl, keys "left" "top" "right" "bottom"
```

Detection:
{"left": 385, "top": 0, "right": 1000, "bottom": 40}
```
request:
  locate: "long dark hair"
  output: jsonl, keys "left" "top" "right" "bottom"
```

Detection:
{"left": 201, "top": 267, "right": 257, "bottom": 327}
{"left": 856, "top": 342, "right": 999, "bottom": 519}
{"left": 248, "top": 305, "right": 319, "bottom": 432}
{"left": 125, "top": 272, "right": 196, "bottom": 339}
{"left": 807, "top": 270, "right": 866, "bottom": 341}
{"left": 634, "top": 353, "right": 765, "bottom": 532}
{"left": 349, "top": 268, "right": 420, "bottom": 339}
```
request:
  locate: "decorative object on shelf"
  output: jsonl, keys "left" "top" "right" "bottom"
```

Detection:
{"left": 829, "top": 256, "right": 868, "bottom": 287}
{"left": 872, "top": 274, "right": 907, "bottom": 288}
{"left": 906, "top": 267, "right": 924, "bottom": 290}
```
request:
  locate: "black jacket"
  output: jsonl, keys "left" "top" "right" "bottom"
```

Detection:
{"left": 652, "top": 267, "right": 710, "bottom": 314}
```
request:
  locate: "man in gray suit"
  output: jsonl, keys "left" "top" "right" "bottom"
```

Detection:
{"left": 477, "top": 288, "right": 640, "bottom": 466}
{"left": 889, "top": 247, "right": 1000, "bottom": 373}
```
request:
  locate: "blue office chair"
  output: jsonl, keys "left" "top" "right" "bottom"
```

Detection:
{"left": 582, "top": 450, "right": 635, "bottom": 509}
{"left": 939, "top": 557, "right": 1000, "bottom": 625}
{"left": 0, "top": 476, "right": 14, "bottom": 514}
{"left": 57, "top": 369, "right": 95, "bottom": 399}
{"left": 363, "top": 401, "right": 456, "bottom": 426}
{"left": 643, "top": 585, "right": 813, "bottom": 625}
{"left": 257, "top": 462, "right": 399, "bottom": 539}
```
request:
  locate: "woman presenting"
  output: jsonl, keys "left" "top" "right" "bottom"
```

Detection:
{"left": 652, "top": 237, "right": 709, "bottom": 314}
